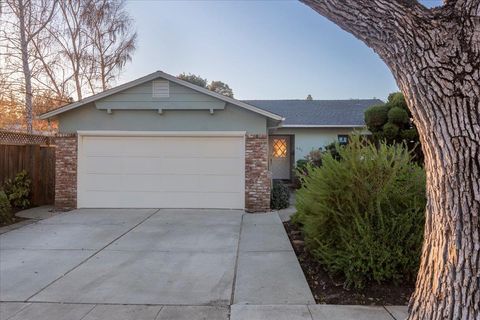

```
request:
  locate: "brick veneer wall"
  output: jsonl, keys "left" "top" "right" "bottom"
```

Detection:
{"left": 54, "top": 134, "right": 77, "bottom": 210}
{"left": 245, "top": 134, "right": 271, "bottom": 212}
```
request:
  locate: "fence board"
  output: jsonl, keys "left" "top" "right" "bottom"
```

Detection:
{"left": 0, "top": 144, "right": 55, "bottom": 205}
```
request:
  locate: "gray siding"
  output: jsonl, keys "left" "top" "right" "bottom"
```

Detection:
{"left": 272, "top": 127, "right": 368, "bottom": 162}
{"left": 58, "top": 102, "right": 267, "bottom": 134}
{"left": 57, "top": 78, "right": 269, "bottom": 134}
{"left": 95, "top": 80, "right": 225, "bottom": 110}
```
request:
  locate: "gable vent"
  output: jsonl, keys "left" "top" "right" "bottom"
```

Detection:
{"left": 152, "top": 80, "right": 169, "bottom": 98}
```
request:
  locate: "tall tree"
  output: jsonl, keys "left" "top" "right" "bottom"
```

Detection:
{"left": 83, "top": 0, "right": 136, "bottom": 92}
{"left": 300, "top": 1, "right": 479, "bottom": 319}
{"left": 178, "top": 73, "right": 235, "bottom": 97}
{"left": 177, "top": 73, "right": 208, "bottom": 88}
{"left": 1, "top": 0, "right": 57, "bottom": 133}
{"left": 208, "top": 80, "right": 234, "bottom": 98}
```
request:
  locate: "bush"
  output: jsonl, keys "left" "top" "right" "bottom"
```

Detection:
{"left": 293, "top": 136, "right": 426, "bottom": 288}
{"left": 0, "top": 190, "right": 13, "bottom": 225}
{"left": 364, "top": 104, "right": 389, "bottom": 129}
{"left": 388, "top": 107, "right": 409, "bottom": 124}
{"left": 271, "top": 180, "right": 290, "bottom": 210}
{"left": 4, "top": 170, "right": 31, "bottom": 209}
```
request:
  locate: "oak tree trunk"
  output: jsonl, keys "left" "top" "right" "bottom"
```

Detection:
{"left": 300, "top": 1, "right": 480, "bottom": 319}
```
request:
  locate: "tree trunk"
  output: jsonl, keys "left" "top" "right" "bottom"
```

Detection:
{"left": 17, "top": 0, "right": 33, "bottom": 133}
{"left": 300, "top": 1, "right": 480, "bottom": 319}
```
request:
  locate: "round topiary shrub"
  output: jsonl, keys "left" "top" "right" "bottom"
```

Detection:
{"left": 0, "top": 190, "right": 13, "bottom": 225}
{"left": 388, "top": 106, "right": 410, "bottom": 124}
{"left": 293, "top": 136, "right": 426, "bottom": 288}
{"left": 270, "top": 180, "right": 290, "bottom": 210}
{"left": 364, "top": 104, "right": 389, "bottom": 129}
{"left": 382, "top": 122, "right": 400, "bottom": 140}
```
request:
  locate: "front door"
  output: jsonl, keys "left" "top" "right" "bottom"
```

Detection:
{"left": 269, "top": 136, "right": 291, "bottom": 180}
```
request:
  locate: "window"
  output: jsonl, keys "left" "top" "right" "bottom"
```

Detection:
{"left": 338, "top": 135, "right": 349, "bottom": 145}
{"left": 272, "top": 138, "right": 287, "bottom": 158}
{"left": 152, "top": 80, "right": 169, "bottom": 98}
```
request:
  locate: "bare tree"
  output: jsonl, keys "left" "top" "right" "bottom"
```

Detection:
{"left": 52, "top": 0, "right": 90, "bottom": 100}
{"left": 1, "top": 0, "right": 56, "bottom": 133}
{"left": 300, "top": 1, "right": 480, "bottom": 319}
{"left": 83, "top": 0, "right": 136, "bottom": 92}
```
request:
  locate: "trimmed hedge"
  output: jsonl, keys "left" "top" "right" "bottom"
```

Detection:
{"left": 271, "top": 180, "right": 290, "bottom": 210}
{"left": 293, "top": 136, "right": 426, "bottom": 288}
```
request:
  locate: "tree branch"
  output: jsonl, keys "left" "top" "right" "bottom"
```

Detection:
{"left": 299, "top": 0, "right": 433, "bottom": 59}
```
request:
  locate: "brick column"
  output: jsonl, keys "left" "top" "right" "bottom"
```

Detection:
{"left": 245, "top": 134, "right": 271, "bottom": 212}
{"left": 54, "top": 134, "right": 78, "bottom": 210}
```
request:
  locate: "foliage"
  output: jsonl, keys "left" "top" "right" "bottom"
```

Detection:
{"left": 208, "top": 81, "right": 234, "bottom": 98}
{"left": 4, "top": 170, "right": 31, "bottom": 209}
{"left": 271, "top": 180, "right": 290, "bottom": 210}
{"left": 178, "top": 73, "right": 208, "bottom": 88}
{"left": 364, "top": 92, "right": 423, "bottom": 162}
{"left": 0, "top": 191, "right": 13, "bottom": 225}
{"left": 305, "top": 149, "right": 323, "bottom": 167}
{"left": 177, "top": 73, "right": 234, "bottom": 97}
{"left": 293, "top": 136, "right": 426, "bottom": 288}
{"left": 323, "top": 142, "right": 342, "bottom": 161}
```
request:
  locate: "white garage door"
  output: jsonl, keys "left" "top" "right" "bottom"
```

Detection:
{"left": 77, "top": 132, "right": 245, "bottom": 209}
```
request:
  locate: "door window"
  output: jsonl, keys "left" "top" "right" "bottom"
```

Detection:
{"left": 272, "top": 138, "right": 288, "bottom": 158}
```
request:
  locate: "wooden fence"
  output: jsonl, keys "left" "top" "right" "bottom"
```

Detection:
{"left": 0, "top": 144, "right": 55, "bottom": 205}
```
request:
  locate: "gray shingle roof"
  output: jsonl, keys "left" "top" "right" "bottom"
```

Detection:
{"left": 243, "top": 99, "right": 383, "bottom": 126}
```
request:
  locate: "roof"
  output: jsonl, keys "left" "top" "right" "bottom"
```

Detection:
{"left": 39, "top": 71, "right": 284, "bottom": 121}
{"left": 243, "top": 99, "right": 383, "bottom": 127}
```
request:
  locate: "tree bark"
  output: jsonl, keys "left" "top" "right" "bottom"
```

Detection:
{"left": 300, "top": 1, "right": 480, "bottom": 319}
{"left": 17, "top": 0, "right": 33, "bottom": 133}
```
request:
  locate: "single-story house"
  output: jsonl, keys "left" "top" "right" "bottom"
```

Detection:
{"left": 40, "top": 71, "right": 381, "bottom": 212}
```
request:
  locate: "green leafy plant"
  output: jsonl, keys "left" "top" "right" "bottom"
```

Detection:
{"left": 0, "top": 190, "right": 13, "bottom": 225}
{"left": 364, "top": 92, "right": 423, "bottom": 163}
{"left": 293, "top": 135, "right": 426, "bottom": 288}
{"left": 4, "top": 170, "right": 31, "bottom": 209}
{"left": 271, "top": 180, "right": 290, "bottom": 210}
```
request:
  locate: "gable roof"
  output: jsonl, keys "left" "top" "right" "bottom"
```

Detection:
{"left": 243, "top": 99, "right": 383, "bottom": 127}
{"left": 39, "top": 71, "right": 284, "bottom": 121}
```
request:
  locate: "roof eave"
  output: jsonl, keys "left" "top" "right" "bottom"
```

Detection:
{"left": 39, "top": 71, "right": 284, "bottom": 121}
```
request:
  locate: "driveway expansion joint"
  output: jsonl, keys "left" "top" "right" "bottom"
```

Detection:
{"left": 23, "top": 209, "right": 160, "bottom": 302}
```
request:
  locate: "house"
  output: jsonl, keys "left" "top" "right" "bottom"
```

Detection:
{"left": 40, "top": 71, "right": 381, "bottom": 212}
{"left": 244, "top": 99, "right": 378, "bottom": 180}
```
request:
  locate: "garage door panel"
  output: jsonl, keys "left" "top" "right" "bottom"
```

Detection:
{"left": 83, "top": 137, "right": 126, "bottom": 156}
{"left": 81, "top": 190, "right": 244, "bottom": 209}
{"left": 78, "top": 134, "right": 245, "bottom": 209}
{"left": 160, "top": 158, "right": 243, "bottom": 175}
{"left": 83, "top": 173, "right": 242, "bottom": 194}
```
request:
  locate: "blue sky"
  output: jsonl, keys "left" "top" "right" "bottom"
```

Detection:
{"left": 121, "top": 0, "right": 443, "bottom": 101}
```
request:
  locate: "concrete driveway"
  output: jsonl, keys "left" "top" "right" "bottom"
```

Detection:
{"left": 0, "top": 209, "right": 319, "bottom": 319}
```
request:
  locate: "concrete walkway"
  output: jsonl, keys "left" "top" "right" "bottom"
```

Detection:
{"left": 0, "top": 209, "right": 406, "bottom": 319}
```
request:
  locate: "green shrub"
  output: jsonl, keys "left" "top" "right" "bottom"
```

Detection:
{"left": 4, "top": 170, "right": 31, "bottom": 209}
{"left": 388, "top": 107, "right": 409, "bottom": 124}
{"left": 0, "top": 190, "right": 13, "bottom": 225}
{"left": 383, "top": 122, "right": 400, "bottom": 140}
{"left": 293, "top": 136, "right": 426, "bottom": 288}
{"left": 271, "top": 180, "right": 290, "bottom": 210}
{"left": 364, "top": 104, "right": 389, "bottom": 129}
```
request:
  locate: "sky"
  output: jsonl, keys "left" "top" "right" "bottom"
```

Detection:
{"left": 120, "top": 0, "right": 443, "bottom": 101}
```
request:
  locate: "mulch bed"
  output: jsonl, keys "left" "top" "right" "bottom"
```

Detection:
{"left": 284, "top": 221, "right": 414, "bottom": 305}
